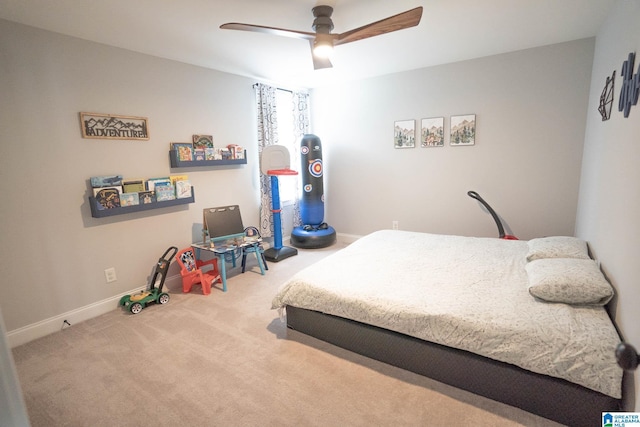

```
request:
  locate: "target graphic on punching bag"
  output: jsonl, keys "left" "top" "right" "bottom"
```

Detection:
{"left": 309, "top": 160, "right": 323, "bottom": 178}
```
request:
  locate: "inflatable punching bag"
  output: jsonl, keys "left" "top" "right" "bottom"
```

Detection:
{"left": 291, "top": 134, "right": 336, "bottom": 249}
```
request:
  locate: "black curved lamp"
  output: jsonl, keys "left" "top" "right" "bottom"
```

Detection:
{"left": 615, "top": 342, "right": 640, "bottom": 371}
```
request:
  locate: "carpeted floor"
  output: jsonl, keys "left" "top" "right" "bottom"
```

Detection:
{"left": 12, "top": 242, "right": 562, "bottom": 427}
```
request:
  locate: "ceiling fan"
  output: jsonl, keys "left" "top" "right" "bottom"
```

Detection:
{"left": 220, "top": 6, "right": 423, "bottom": 70}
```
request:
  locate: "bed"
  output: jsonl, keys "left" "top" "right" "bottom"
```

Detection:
{"left": 272, "top": 230, "right": 625, "bottom": 426}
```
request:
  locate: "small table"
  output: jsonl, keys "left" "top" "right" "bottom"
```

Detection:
{"left": 192, "top": 238, "right": 266, "bottom": 292}
{"left": 191, "top": 243, "right": 237, "bottom": 292}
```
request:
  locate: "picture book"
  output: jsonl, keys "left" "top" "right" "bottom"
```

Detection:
{"left": 227, "top": 144, "right": 244, "bottom": 159}
{"left": 193, "top": 148, "right": 205, "bottom": 161}
{"left": 192, "top": 134, "right": 214, "bottom": 149}
{"left": 120, "top": 192, "right": 140, "bottom": 207}
{"left": 93, "top": 187, "right": 121, "bottom": 210}
{"left": 170, "top": 175, "right": 188, "bottom": 186}
{"left": 93, "top": 186, "right": 121, "bottom": 197}
{"left": 138, "top": 191, "right": 155, "bottom": 204}
{"left": 171, "top": 142, "right": 193, "bottom": 161}
{"left": 146, "top": 177, "right": 171, "bottom": 192}
{"left": 122, "top": 180, "right": 145, "bottom": 193}
{"left": 90, "top": 175, "right": 123, "bottom": 188}
{"left": 175, "top": 180, "right": 192, "bottom": 199}
{"left": 205, "top": 148, "right": 216, "bottom": 160}
{"left": 220, "top": 148, "right": 232, "bottom": 160}
{"left": 154, "top": 182, "right": 176, "bottom": 201}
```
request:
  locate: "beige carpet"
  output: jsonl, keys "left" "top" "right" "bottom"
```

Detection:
{"left": 12, "top": 243, "right": 562, "bottom": 427}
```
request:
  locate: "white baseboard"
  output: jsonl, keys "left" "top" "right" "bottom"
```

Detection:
{"left": 7, "top": 276, "right": 181, "bottom": 348}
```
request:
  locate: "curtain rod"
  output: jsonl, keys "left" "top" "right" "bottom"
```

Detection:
{"left": 252, "top": 83, "right": 301, "bottom": 94}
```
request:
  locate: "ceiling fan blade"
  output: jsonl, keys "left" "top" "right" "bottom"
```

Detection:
{"left": 308, "top": 39, "right": 333, "bottom": 70}
{"left": 220, "top": 23, "right": 315, "bottom": 40}
{"left": 334, "top": 6, "right": 423, "bottom": 46}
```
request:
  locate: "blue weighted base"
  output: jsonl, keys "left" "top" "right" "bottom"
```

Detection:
{"left": 291, "top": 225, "right": 336, "bottom": 249}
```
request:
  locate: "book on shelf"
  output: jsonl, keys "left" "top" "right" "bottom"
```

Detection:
{"left": 193, "top": 148, "right": 205, "bottom": 161}
{"left": 192, "top": 134, "right": 214, "bottom": 149}
{"left": 88, "top": 173, "right": 194, "bottom": 210}
{"left": 170, "top": 174, "right": 188, "bottom": 186}
{"left": 120, "top": 192, "right": 140, "bottom": 207}
{"left": 220, "top": 148, "right": 232, "bottom": 160}
{"left": 205, "top": 147, "right": 216, "bottom": 160}
{"left": 170, "top": 142, "right": 193, "bottom": 161}
{"left": 122, "top": 179, "right": 145, "bottom": 193}
{"left": 227, "top": 144, "right": 244, "bottom": 159}
{"left": 154, "top": 182, "right": 176, "bottom": 201}
{"left": 93, "top": 187, "right": 121, "bottom": 210}
{"left": 175, "top": 180, "right": 192, "bottom": 199}
{"left": 90, "top": 175, "right": 123, "bottom": 188}
{"left": 138, "top": 191, "right": 155, "bottom": 204}
{"left": 146, "top": 177, "right": 171, "bottom": 192}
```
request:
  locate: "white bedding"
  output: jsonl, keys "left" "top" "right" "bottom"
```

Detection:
{"left": 272, "top": 230, "right": 623, "bottom": 398}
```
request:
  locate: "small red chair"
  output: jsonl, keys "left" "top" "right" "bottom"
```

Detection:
{"left": 175, "top": 247, "right": 221, "bottom": 295}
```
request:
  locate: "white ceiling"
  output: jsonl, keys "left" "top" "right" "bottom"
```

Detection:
{"left": 0, "top": 0, "right": 615, "bottom": 88}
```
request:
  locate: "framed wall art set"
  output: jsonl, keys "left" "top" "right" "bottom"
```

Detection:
{"left": 394, "top": 114, "right": 475, "bottom": 149}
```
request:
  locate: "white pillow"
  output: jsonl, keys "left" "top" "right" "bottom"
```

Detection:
{"left": 526, "top": 236, "right": 590, "bottom": 262}
{"left": 525, "top": 258, "right": 613, "bottom": 305}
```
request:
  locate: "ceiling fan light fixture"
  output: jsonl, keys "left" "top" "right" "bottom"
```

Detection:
{"left": 313, "top": 34, "right": 334, "bottom": 58}
{"left": 221, "top": 6, "right": 422, "bottom": 70}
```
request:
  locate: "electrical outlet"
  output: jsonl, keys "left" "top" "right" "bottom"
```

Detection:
{"left": 104, "top": 267, "right": 117, "bottom": 283}
{"left": 392, "top": 220, "right": 399, "bottom": 230}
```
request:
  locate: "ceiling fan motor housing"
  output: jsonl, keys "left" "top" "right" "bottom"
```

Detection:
{"left": 312, "top": 5, "right": 334, "bottom": 34}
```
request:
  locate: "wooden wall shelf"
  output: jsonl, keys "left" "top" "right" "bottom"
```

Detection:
{"left": 169, "top": 150, "right": 247, "bottom": 168}
{"left": 89, "top": 188, "right": 195, "bottom": 218}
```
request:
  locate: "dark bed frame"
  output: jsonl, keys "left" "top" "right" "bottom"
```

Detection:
{"left": 285, "top": 305, "right": 624, "bottom": 426}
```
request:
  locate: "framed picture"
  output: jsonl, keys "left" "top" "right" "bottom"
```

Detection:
{"left": 421, "top": 117, "right": 444, "bottom": 147}
{"left": 394, "top": 120, "right": 416, "bottom": 148}
{"left": 450, "top": 114, "right": 476, "bottom": 146}
{"left": 79, "top": 112, "right": 149, "bottom": 140}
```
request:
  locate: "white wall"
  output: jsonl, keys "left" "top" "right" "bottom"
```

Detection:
{"left": 311, "top": 39, "right": 595, "bottom": 241}
{"left": 0, "top": 19, "right": 261, "bottom": 334}
{"left": 576, "top": 0, "right": 640, "bottom": 410}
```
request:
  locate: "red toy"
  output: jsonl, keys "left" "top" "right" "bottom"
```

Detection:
{"left": 175, "top": 247, "right": 222, "bottom": 295}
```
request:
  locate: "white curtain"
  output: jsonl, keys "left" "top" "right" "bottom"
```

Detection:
{"left": 290, "top": 90, "right": 310, "bottom": 227}
{"left": 255, "top": 83, "right": 278, "bottom": 238}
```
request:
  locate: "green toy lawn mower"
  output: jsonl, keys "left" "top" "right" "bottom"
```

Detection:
{"left": 119, "top": 246, "right": 178, "bottom": 314}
